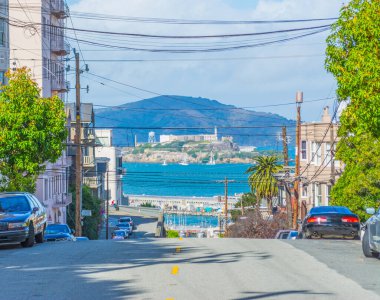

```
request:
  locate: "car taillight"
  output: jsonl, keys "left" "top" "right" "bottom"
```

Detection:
{"left": 307, "top": 216, "right": 327, "bottom": 223}
{"left": 341, "top": 216, "right": 359, "bottom": 223}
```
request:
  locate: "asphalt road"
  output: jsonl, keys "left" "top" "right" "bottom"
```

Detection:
{"left": 0, "top": 237, "right": 379, "bottom": 300}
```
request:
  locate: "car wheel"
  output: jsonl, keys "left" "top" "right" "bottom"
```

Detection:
{"left": 35, "top": 225, "right": 45, "bottom": 244}
{"left": 362, "top": 229, "right": 379, "bottom": 258}
{"left": 21, "top": 223, "right": 35, "bottom": 248}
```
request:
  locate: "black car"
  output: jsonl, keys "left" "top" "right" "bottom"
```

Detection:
{"left": 44, "top": 224, "right": 75, "bottom": 242}
{"left": 300, "top": 206, "right": 360, "bottom": 239}
{"left": 362, "top": 207, "right": 380, "bottom": 258}
{"left": 0, "top": 192, "right": 47, "bottom": 247}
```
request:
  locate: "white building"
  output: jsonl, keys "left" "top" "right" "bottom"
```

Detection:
{"left": 95, "top": 129, "right": 123, "bottom": 205}
{"left": 9, "top": 0, "right": 71, "bottom": 223}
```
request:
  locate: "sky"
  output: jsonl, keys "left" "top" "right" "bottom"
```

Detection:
{"left": 65, "top": 0, "right": 343, "bottom": 121}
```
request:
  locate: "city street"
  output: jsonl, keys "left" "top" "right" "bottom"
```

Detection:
{"left": 0, "top": 232, "right": 379, "bottom": 299}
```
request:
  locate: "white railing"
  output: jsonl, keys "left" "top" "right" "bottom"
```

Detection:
{"left": 83, "top": 156, "right": 95, "bottom": 167}
{"left": 83, "top": 176, "right": 102, "bottom": 188}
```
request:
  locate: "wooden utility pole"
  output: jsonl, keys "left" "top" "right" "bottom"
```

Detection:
{"left": 106, "top": 170, "right": 109, "bottom": 240}
{"left": 75, "top": 52, "right": 82, "bottom": 237}
{"left": 330, "top": 125, "right": 335, "bottom": 185}
{"left": 282, "top": 126, "right": 292, "bottom": 227}
{"left": 293, "top": 91, "right": 303, "bottom": 229}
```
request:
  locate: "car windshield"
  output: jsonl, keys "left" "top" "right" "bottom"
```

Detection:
{"left": 46, "top": 224, "right": 70, "bottom": 234}
{"left": 310, "top": 206, "right": 352, "bottom": 214}
{"left": 120, "top": 218, "right": 131, "bottom": 223}
{"left": 118, "top": 223, "right": 130, "bottom": 227}
{"left": 0, "top": 196, "right": 30, "bottom": 213}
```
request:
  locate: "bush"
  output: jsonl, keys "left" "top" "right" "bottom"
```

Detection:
{"left": 227, "top": 209, "right": 288, "bottom": 239}
{"left": 166, "top": 230, "right": 179, "bottom": 238}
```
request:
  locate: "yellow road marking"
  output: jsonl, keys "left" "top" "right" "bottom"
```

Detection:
{"left": 171, "top": 266, "right": 179, "bottom": 275}
{"left": 166, "top": 298, "right": 175, "bottom": 300}
{"left": 179, "top": 237, "right": 183, "bottom": 240}
{"left": 175, "top": 247, "right": 181, "bottom": 253}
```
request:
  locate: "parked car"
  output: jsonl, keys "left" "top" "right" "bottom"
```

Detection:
{"left": 0, "top": 192, "right": 47, "bottom": 247}
{"left": 115, "top": 223, "right": 132, "bottom": 235}
{"left": 44, "top": 224, "right": 76, "bottom": 242}
{"left": 119, "top": 217, "right": 135, "bottom": 230}
{"left": 112, "top": 230, "right": 128, "bottom": 240}
{"left": 362, "top": 207, "right": 380, "bottom": 258}
{"left": 300, "top": 206, "right": 360, "bottom": 239}
{"left": 275, "top": 230, "right": 299, "bottom": 239}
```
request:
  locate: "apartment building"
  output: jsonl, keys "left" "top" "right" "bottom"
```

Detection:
{"left": 94, "top": 129, "right": 123, "bottom": 205}
{"left": 64, "top": 103, "right": 105, "bottom": 197}
{"left": 299, "top": 107, "right": 343, "bottom": 210}
{"left": 0, "top": 0, "right": 8, "bottom": 84}
{"left": 9, "top": 0, "right": 71, "bottom": 224}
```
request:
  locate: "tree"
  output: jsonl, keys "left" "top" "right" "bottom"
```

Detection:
{"left": 245, "top": 156, "right": 282, "bottom": 210}
{"left": 0, "top": 68, "right": 67, "bottom": 192}
{"left": 325, "top": 0, "right": 380, "bottom": 217}
{"left": 67, "top": 185, "right": 102, "bottom": 240}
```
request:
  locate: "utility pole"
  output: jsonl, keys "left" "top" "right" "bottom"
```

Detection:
{"left": 224, "top": 177, "right": 228, "bottom": 232}
{"left": 282, "top": 126, "right": 292, "bottom": 227}
{"left": 106, "top": 170, "right": 109, "bottom": 240}
{"left": 293, "top": 91, "right": 303, "bottom": 229}
{"left": 330, "top": 124, "right": 335, "bottom": 185}
{"left": 74, "top": 51, "right": 82, "bottom": 237}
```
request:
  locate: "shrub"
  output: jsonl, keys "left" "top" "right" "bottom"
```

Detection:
{"left": 166, "top": 230, "right": 179, "bottom": 238}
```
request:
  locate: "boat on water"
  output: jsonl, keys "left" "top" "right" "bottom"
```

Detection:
{"left": 179, "top": 160, "right": 189, "bottom": 166}
{"left": 162, "top": 160, "right": 167, "bottom": 166}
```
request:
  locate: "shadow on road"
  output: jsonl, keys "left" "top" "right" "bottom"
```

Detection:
{"left": 235, "top": 290, "right": 333, "bottom": 300}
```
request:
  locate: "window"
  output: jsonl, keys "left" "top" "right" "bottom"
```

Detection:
{"left": 316, "top": 143, "right": 322, "bottom": 165}
{"left": 325, "top": 143, "right": 331, "bottom": 166}
{"left": 0, "top": 20, "right": 5, "bottom": 46}
{"left": 301, "top": 141, "right": 307, "bottom": 160}
{"left": 326, "top": 185, "right": 331, "bottom": 205}
{"left": 315, "top": 184, "right": 322, "bottom": 206}
{"left": 311, "top": 142, "right": 316, "bottom": 164}
{"left": 302, "top": 184, "right": 308, "bottom": 198}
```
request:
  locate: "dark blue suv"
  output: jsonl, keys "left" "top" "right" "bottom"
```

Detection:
{"left": 0, "top": 192, "right": 47, "bottom": 247}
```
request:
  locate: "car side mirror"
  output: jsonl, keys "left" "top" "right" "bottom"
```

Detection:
{"left": 366, "top": 208, "right": 376, "bottom": 215}
{"left": 32, "top": 207, "right": 39, "bottom": 213}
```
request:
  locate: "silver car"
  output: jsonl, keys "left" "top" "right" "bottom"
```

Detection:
{"left": 362, "top": 207, "right": 380, "bottom": 258}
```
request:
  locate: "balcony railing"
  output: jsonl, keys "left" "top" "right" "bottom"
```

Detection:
{"left": 83, "top": 156, "right": 95, "bottom": 167}
{"left": 51, "top": 39, "right": 70, "bottom": 56}
{"left": 52, "top": 193, "right": 72, "bottom": 208}
{"left": 83, "top": 176, "right": 102, "bottom": 189}
{"left": 51, "top": 79, "right": 68, "bottom": 93}
{"left": 51, "top": 0, "right": 68, "bottom": 18}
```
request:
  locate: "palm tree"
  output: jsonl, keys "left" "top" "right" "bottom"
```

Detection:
{"left": 245, "top": 155, "right": 283, "bottom": 211}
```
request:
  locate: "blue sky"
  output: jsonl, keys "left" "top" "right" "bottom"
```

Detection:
{"left": 64, "top": 0, "right": 342, "bottom": 122}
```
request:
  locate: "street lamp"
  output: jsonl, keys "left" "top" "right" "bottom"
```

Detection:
{"left": 293, "top": 91, "right": 303, "bottom": 229}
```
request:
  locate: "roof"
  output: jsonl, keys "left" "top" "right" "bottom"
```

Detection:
{"left": 64, "top": 103, "right": 94, "bottom": 124}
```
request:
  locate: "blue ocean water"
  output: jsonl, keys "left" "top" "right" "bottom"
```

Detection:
{"left": 122, "top": 162, "right": 251, "bottom": 197}
{"left": 164, "top": 213, "right": 219, "bottom": 227}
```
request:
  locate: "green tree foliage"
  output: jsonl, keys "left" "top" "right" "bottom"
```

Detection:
{"left": 326, "top": 0, "right": 380, "bottom": 217}
{"left": 245, "top": 156, "right": 282, "bottom": 209}
{"left": 234, "top": 192, "right": 258, "bottom": 208}
{"left": 0, "top": 68, "right": 67, "bottom": 192}
{"left": 67, "top": 185, "right": 102, "bottom": 240}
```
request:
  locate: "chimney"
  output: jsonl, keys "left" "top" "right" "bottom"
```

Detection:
{"left": 322, "top": 106, "right": 331, "bottom": 123}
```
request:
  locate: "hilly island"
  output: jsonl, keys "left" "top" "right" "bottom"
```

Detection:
{"left": 95, "top": 95, "right": 295, "bottom": 147}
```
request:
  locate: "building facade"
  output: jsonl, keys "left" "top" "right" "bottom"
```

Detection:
{"left": 299, "top": 107, "right": 343, "bottom": 210}
{"left": 94, "top": 129, "right": 123, "bottom": 205}
{"left": 9, "top": 0, "right": 71, "bottom": 224}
